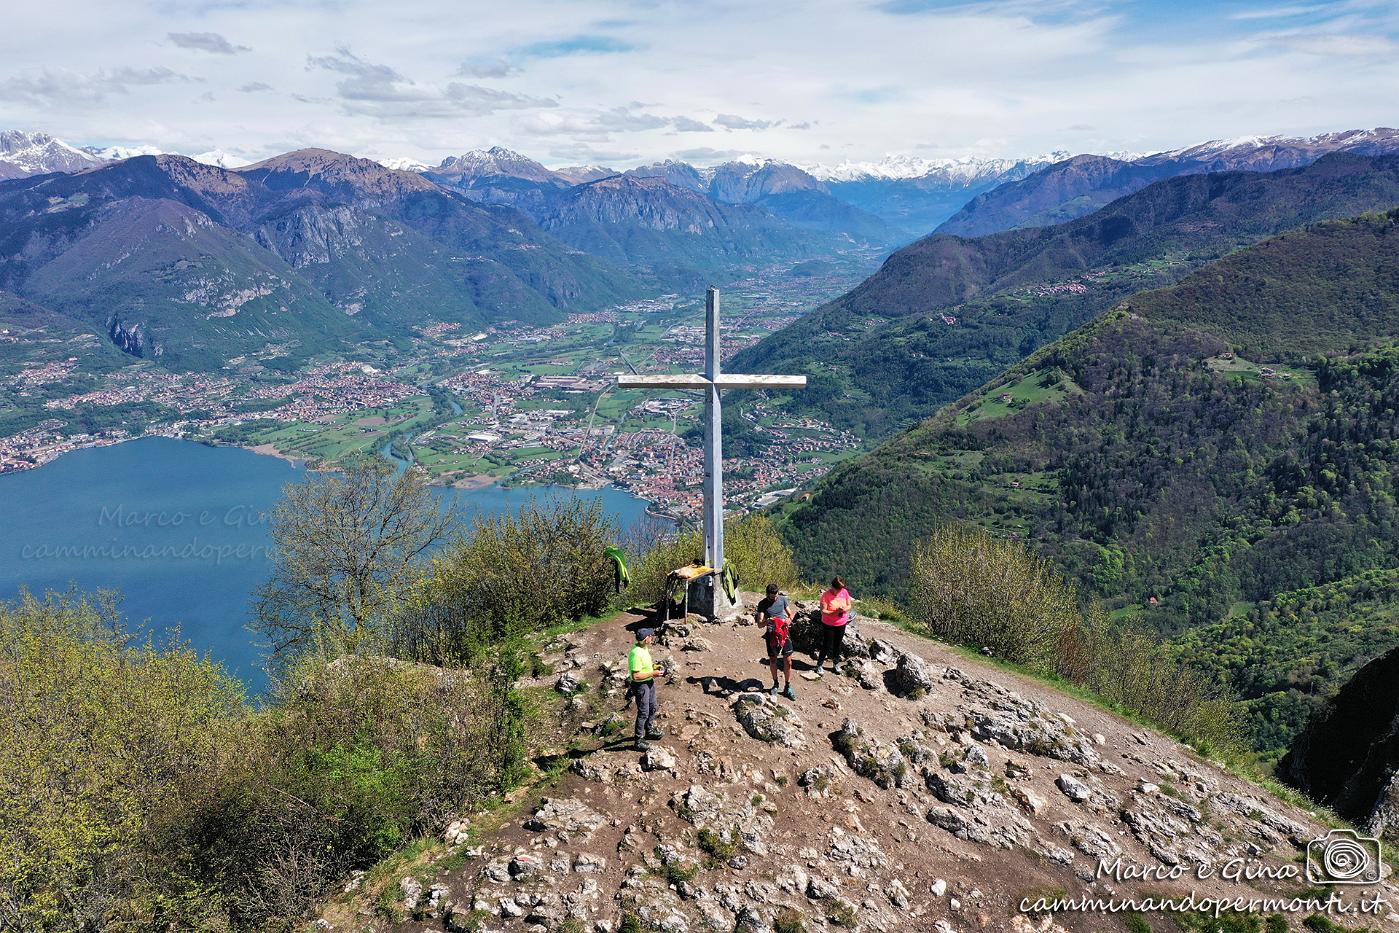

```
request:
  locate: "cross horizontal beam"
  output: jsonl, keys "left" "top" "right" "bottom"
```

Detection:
{"left": 617, "top": 374, "right": 808, "bottom": 390}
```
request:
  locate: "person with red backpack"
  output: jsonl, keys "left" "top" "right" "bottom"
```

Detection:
{"left": 757, "top": 583, "right": 796, "bottom": 700}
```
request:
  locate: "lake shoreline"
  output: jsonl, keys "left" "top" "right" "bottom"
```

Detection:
{"left": 0, "top": 436, "right": 659, "bottom": 690}
{"left": 3, "top": 430, "right": 673, "bottom": 527}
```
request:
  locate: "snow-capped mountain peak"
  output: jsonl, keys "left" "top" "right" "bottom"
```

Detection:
{"left": 190, "top": 150, "right": 253, "bottom": 169}
{"left": 82, "top": 144, "right": 250, "bottom": 169}
{"left": 553, "top": 164, "right": 617, "bottom": 184}
{"left": 82, "top": 143, "right": 164, "bottom": 161}
{"left": 377, "top": 156, "right": 430, "bottom": 173}
{"left": 434, "top": 146, "right": 560, "bottom": 182}
{"left": 0, "top": 130, "right": 106, "bottom": 179}
{"left": 806, "top": 151, "right": 1071, "bottom": 184}
{"left": 1138, "top": 127, "right": 1399, "bottom": 166}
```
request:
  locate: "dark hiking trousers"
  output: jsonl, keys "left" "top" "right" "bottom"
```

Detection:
{"left": 634, "top": 680, "right": 657, "bottom": 741}
{"left": 817, "top": 624, "right": 846, "bottom": 667}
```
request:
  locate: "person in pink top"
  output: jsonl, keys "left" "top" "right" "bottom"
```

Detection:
{"left": 814, "top": 575, "right": 852, "bottom": 675}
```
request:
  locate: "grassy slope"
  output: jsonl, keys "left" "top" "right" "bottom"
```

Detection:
{"left": 781, "top": 211, "right": 1399, "bottom": 753}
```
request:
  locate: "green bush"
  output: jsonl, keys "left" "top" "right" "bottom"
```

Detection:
{"left": 396, "top": 499, "right": 616, "bottom": 664}
{"left": 0, "top": 588, "right": 534, "bottom": 933}
{"left": 906, "top": 525, "right": 1239, "bottom": 754}
{"left": 0, "top": 591, "right": 244, "bottom": 931}
{"left": 196, "top": 653, "right": 515, "bottom": 930}
{"left": 630, "top": 514, "right": 799, "bottom": 607}
{"left": 909, "top": 524, "right": 1081, "bottom": 672}
{"left": 696, "top": 827, "right": 740, "bottom": 865}
{"left": 773, "top": 907, "right": 806, "bottom": 933}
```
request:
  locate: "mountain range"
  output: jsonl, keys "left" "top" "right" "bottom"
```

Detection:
{"left": 531, "top": 174, "right": 828, "bottom": 290}
{"left": 0, "top": 130, "right": 104, "bottom": 180}
{"left": 0, "top": 150, "right": 638, "bottom": 370}
{"left": 937, "top": 127, "right": 1399, "bottom": 237}
{"left": 8, "top": 127, "right": 1398, "bottom": 251}
{"left": 423, "top": 148, "right": 902, "bottom": 249}
{"left": 731, "top": 152, "right": 1399, "bottom": 439}
{"left": 0, "top": 140, "right": 893, "bottom": 368}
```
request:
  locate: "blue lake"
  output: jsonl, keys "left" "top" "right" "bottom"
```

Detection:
{"left": 0, "top": 437, "right": 654, "bottom": 689}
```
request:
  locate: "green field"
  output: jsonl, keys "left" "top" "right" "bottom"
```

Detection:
{"left": 232, "top": 396, "right": 439, "bottom": 465}
{"left": 956, "top": 368, "right": 1080, "bottom": 424}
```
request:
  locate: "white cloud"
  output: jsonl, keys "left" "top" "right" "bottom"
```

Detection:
{"left": 0, "top": 66, "right": 196, "bottom": 107}
{"left": 305, "top": 46, "right": 555, "bottom": 119}
{"left": 670, "top": 116, "right": 714, "bottom": 133}
{"left": 0, "top": 0, "right": 1392, "bottom": 168}
{"left": 168, "top": 32, "right": 250, "bottom": 54}
{"left": 714, "top": 113, "right": 782, "bottom": 131}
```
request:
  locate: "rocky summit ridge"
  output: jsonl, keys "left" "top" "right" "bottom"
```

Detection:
{"left": 321, "top": 597, "right": 1396, "bottom": 933}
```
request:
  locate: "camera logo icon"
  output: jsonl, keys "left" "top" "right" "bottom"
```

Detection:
{"left": 1305, "top": 828, "right": 1382, "bottom": 885}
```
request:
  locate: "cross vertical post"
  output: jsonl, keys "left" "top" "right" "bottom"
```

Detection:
{"left": 615, "top": 287, "right": 807, "bottom": 620}
{"left": 703, "top": 286, "right": 723, "bottom": 574}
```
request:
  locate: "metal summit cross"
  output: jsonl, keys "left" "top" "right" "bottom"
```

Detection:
{"left": 617, "top": 286, "right": 806, "bottom": 618}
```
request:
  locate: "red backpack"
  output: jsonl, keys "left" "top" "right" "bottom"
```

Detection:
{"left": 768, "top": 611, "right": 791, "bottom": 649}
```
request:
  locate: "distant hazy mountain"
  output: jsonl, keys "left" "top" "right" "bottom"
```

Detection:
{"left": 621, "top": 158, "right": 899, "bottom": 246}
{"left": 934, "top": 154, "right": 1190, "bottom": 237}
{"left": 81, "top": 144, "right": 165, "bottom": 161}
{"left": 804, "top": 153, "right": 1061, "bottom": 239}
{"left": 1138, "top": 127, "right": 1399, "bottom": 170}
{"left": 554, "top": 165, "right": 617, "bottom": 184}
{"left": 535, "top": 173, "right": 832, "bottom": 288}
{"left": 432, "top": 145, "right": 565, "bottom": 185}
{"left": 626, "top": 159, "right": 706, "bottom": 191}
{"left": 378, "top": 157, "right": 431, "bottom": 173}
{"left": 0, "top": 131, "right": 104, "bottom": 180}
{"left": 423, "top": 146, "right": 574, "bottom": 217}
{"left": 0, "top": 132, "right": 256, "bottom": 179}
{"left": 939, "top": 127, "right": 1399, "bottom": 237}
{"left": 0, "top": 149, "right": 637, "bottom": 369}
{"left": 189, "top": 150, "right": 253, "bottom": 170}
{"left": 21, "top": 128, "right": 1399, "bottom": 248}
{"left": 80, "top": 142, "right": 250, "bottom": 169}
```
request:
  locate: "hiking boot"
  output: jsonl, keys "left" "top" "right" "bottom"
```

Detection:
{"left": 634, "top": 740, "right": 651, "bottom": 752}
{"left": 782, "top": 685, "right": 796, "bottom": 701}
{"left": 645, "top": 728, "right": 664, "bottom": 740}
{"left": 768, "top": 683, "right": 781, "bottom": 696}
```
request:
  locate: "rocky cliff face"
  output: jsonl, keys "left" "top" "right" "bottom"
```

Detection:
{"left": 1281, "top": 646, "right": 1399, "bottom": 842}
{"left": 107, "top": 316, "right": 157, "bottom": 357}
{"left": 322, "top": 599, "right": 1392, "bottom": 933}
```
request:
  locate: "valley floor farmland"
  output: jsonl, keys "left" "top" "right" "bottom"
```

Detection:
{"left": 0, "top": 266, "right": 871, "bottom": 526}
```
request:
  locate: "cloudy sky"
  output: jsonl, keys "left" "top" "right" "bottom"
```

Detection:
{"left": 2, "top": 0, "right": 1396, "bottom": 169}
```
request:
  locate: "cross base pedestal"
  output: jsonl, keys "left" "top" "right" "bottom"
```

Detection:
{"left": 690, "top": 575, "right": 741, "bottom": 623}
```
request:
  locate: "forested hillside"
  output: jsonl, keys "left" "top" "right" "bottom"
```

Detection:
{"left": 732, "top": 152, "right": 1399, "bottom": 438}
{"left": 780, "top": 210, "right": 1399, "bottom": 753}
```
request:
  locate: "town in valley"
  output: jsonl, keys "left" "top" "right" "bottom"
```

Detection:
{"left": 0, "top": 269, "right": 864, "bottom": 524}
